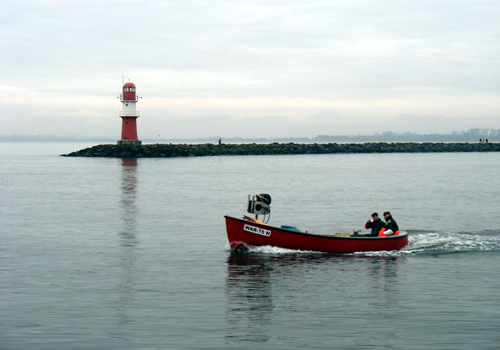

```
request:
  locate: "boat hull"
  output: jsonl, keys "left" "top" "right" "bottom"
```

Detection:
{"left": 225, "top": 216, "right": 408, "bottom": 254}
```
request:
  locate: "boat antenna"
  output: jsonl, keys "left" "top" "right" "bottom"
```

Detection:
{"left": 255, "top": 207, "right": 271, "bottom": 224}
{"left": 263, "top": 210, "right": 271, "bottom": 224}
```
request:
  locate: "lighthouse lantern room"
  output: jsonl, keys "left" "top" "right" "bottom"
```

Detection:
{"left": 117, "top": 81, "right": 142, "bottom": 146}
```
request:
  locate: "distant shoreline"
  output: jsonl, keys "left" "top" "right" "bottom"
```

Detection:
{"left": 2, "top": 128, "right": 500, "bottom": 143}
{"left": 61, "top": 142, "right": 500, "bottom": 158}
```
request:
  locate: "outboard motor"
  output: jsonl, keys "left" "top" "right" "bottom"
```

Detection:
{"left": 247, "top": 194, "right": 272, "bottom": 217}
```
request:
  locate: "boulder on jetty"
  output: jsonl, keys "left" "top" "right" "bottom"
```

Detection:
{"left": 61, "top": 142, "right": 499, "bottom": 158}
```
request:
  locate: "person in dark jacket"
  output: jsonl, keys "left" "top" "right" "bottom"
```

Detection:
{"left": 365, "top": 212, "right": 386, "bottom": 237}
{"left": 382, "top": 211, "right": 400, "bottom": 236}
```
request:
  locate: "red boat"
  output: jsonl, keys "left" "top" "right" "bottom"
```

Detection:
{"left": 225, "top": 194, "right": 408, "bottom": 254}
{"left": 225, "top": 215, "right": 408, "bottom": 254}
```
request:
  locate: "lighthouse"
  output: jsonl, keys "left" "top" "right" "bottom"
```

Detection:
{"left": 117, "top": 82, "right": 142, "bottom": 146}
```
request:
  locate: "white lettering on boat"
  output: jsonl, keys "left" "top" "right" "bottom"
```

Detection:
{"left": 244, "top": 224, "right": 271, "bottom": 237}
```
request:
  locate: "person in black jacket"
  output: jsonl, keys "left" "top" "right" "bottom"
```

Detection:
{"left": 365, "top": 212, "right": 386, "bottom": 237}
{"left": 383, "top": 211, "right": 399, "bottom": 236}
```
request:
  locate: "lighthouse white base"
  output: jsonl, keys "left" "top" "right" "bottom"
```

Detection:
{"left": 117, "top": 140, "right": 142, "bottom": 146}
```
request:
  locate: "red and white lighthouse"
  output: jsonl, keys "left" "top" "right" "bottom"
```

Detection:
{"left": 117, "top": 82, "right": 142, "bottom": 146}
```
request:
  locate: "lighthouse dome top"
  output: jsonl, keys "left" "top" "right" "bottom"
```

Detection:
{"left": 122, "top": 82, "right": 136, "bottom": 101}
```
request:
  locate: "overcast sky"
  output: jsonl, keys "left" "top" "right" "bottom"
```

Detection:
{"left": 1, "top": 0, "right": 499, "bottom": 139}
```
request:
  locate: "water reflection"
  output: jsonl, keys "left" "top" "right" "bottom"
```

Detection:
{"left": 116, "top": 158, "right": 139, "bottom": 328}
{"left": 225, "top": 251, "right": 403, "bottom": 343}
{"left": 365, "top": 256, "right": 402, "bottom": 346}
{"left": 367, "top": 256, "right": 401, "bottom": 306}
{"left": 225, "top": 252, "right": 345, "bottom": 343}
{"left": 120, "top": 158, "right": 139, "bottom": 247}
{"left": 368, "top": 257, "right": 399, "bottom": 281}
{"left": 225, "top": 253, "right": 274, "bottom": 342}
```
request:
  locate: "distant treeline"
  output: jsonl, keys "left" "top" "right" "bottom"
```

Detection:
{"left": 2, "top": 128, "right": 499, "bottom": 143}
{"left": 313, "top": 128, "right": 500, "bottom": 142}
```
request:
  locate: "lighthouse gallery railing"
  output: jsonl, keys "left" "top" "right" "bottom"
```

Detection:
{"left": 119, "top": 111, "right": 140, "bottom": 116}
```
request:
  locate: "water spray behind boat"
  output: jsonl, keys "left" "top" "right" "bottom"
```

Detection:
{"left": 247, "top": 194, "right": 271, "bottom": 223}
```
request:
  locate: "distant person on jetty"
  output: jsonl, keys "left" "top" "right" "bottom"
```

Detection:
{"left": 365, "top": 213, "right": 386, "bottom": 237}
{"left": 381, "top": 211, "right": 400, "bottom": 236}
{"left": 218, "top": 138, "right": 222, "bottom": 145}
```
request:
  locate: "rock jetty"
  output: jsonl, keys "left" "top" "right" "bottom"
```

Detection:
{"left": 61, "top": 142, "right": 499, "bottom": 158}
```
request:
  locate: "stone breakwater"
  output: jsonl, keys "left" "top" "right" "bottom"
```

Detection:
{"left": 61, "top": 142, "right": 499, "bottom": 158}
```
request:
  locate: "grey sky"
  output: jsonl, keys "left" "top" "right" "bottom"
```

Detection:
{"left": 1, "top": 0, "right": 499, "bottom": 139}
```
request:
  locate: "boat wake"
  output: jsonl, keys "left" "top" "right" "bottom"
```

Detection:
{"left": 401, "top": 229, "right": 500, "bottom": 255}
{"left": 226, "top": 229, "right": 500, "bottom": 257}
{"left": 225, "top": 243, "right": 318, "bottom": 255}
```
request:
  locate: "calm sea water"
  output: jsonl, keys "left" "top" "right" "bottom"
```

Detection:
{"left": 1, "top": 142, "right": 499, "bottom": 350}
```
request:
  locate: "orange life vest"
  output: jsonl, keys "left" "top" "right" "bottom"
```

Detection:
{"left": 378, "top": 229, "right": 400, "bottom": 237}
